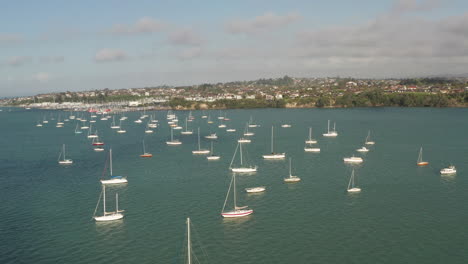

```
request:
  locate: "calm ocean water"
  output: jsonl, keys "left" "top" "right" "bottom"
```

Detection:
{"left": 1, "top": 107, "right": 467, "bottom": 264}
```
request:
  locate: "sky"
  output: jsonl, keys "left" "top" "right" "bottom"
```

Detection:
{"left": 1, "top": 0, "right": 468, "bottom": 96}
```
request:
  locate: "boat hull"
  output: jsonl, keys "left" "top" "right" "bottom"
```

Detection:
{"left": 417, "top": 162, "right": 429, "bottom": 166}
{"left": 58, "top": 160, "right": 73, "bottom": 165}
{"left": 231, "top": 167, "right": 257, "bottom": 173}
{"left": 245, "top": 187, "right": 266, "bottom": 193}
{"left": 140, "top": 154, "right": 153, "bottom": 157}
{"left": 344, "top": 158, "right": 363, "bottom": 163}
{"left": 284, "top": 177, "right": 301, "bottom": 183}
{"left": 94, "top": 213, "right": 124, "bottom": 222}
{"left": 207, "top": 156, "right": 220, "bottom": 160}
{"left": 222, "top": 209, "right": 253, "bottom": 218}
{"left": 304, "top": 148, "right": 320, "bottom": 152}
{"left": 166, "top": 141, "right": 182, "bottom": 145}
{"left": 347, "top": 187, "right": 361, "bottom": 193}
{"left": 101, "top": 178, "right": 128, "bottom": 184}
{"left": 262, "top": 153, "right": 286, "bottom": 159}
{"left": 192, "top": 150, "right": 210, "bottom": 154}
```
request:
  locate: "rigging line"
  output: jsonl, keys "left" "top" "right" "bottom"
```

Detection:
{"left": 221, "top": 175, "right": 234, "bottom": 213}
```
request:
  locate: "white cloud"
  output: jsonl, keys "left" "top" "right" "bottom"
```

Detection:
{"left": 109, "top": 17, "right": 165, "bottom": 35}
{"left": 226, "top": 11, "right": 301, "bottom": 34}
{"left": 94, "top": 49, "right": 127, "bottom": 62}
{"left": 33, "top": 72, "right": 51, "bottom": 82}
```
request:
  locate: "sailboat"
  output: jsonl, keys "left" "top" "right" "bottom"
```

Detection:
{"left": 229, "top": 142, "right": 257, "bottom": 173}
{"left": 92, "top": 136, "right": 104, "bottom": 146}
{"left": 93, "top": 185, "right": 124, "bottom": 221}
{"left": 323, "top": 120, "right": 338, "bottom": 137}
{"left": 417, "top": 147, "right": 429, "bottom": 166}
{"left": 207, "top": 115, "right": 213, "bottom": 124}
{"left": 140, "top": 140, "right": 153, "bottom": 157}
{"left": 248, "top": 116, "right": 258, "bottom": 128}
{"left": 343, "top": 155, "right": 363, "bottom": 163}
{"left": 365, "top": 130, "right": 375, "bottom": 145}
{"left": 205, "top": 133, "right": 217, "bottom": 139}
{"left": 207, "top": 141, "right": 220, "bottom": 160}
{"left": 305, "top": 127, "right": 317, "bottom": 144}
{"left": 243, "top": 123, "right": 254, "bottom": 136}
{"left": 110, "top": 116, "right": 120, "bottom": 129}
{"left": 284, "top": 157, "right": 300, "bottom": 182}
{"left": 87, "top": 124, "right": 98, "bottom": 138}
{"left": 101, "top": 149, "right": 128, "bottom": 184}
{"left": 221, "top": 173, "right": 253, "bottom": 218}
{"left": 36, "top": 121, "right": 43, "bottom": 127}
{"left": 145, "top": 123, "right": 154, "bottom": 134}
{"left": 74, "top": 123, "right": 82, "bottom": 134}
{"left": 347, "top": 169, "right": 361, "bottom": 193}
{"left": 117, "top": 120, "right": 126, "bottom": 133}
{"left": 181, "top": 118, "right": 193, "bottom": 135}
{"left": 192, "top": 128, "right": 210, "bottom": 154}
{"left": 166, "top": 127, "right": 182, "bottom": 145}
{"left": 262, "top": 126, "right": 285, "bottom": 159}
{"left": 226, "top": 128, "right": 236, "bottom": 132}
{"left": 58, "top": 144, "right": 73, "bottom": 165}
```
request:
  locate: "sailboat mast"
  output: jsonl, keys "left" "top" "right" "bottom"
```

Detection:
{"left": 187, "top": 217, "right": 191, "bottom": 264}
{"left": 210, "top": 141, "right": 213, "bottom": 153}
{"left": 62, "top": 144, "right": 66, "bottom": 160}
{"left": 198, "top": 127, "right": 201, "bottom": 150}
{"left": 110, "top": 149, "right": 113, "bottom": 176}
{"left": 103, "top": 185, "right": 106, "bottom": 215}
{"left": 327, "top": 120, "right": 330, "bottom": 133}
{"left": 271, "top": 126, "right": 274, "bottom": 153}
{"left": 309, "top": 127, "right": 312, "bottom": 140}
{"left": 289, "top": 158, "right": 292, "bottom": 177}
{"left": 239, "top": 142, "right": 243, "bottom": 165}
{"left": 116, "top": 193, "right": 119, "bottom": 212}
{"left": 143, "top": 140, "right": 146, "bottom": 153}
{"left": 171, "top": 128, "right": 174, "bottom": 141}
{"left": 233, "top": 174, "right": 237, "bottom": 209}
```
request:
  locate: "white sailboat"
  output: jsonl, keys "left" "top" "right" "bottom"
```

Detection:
{"left": 365, "top": 130, "right": 375, "bottom": 145}
{"left": 243, "top": 123, "right": 254, "bottom": 136}
{"left": 221, "top": 173, "right": 253, "bottom": 218}
{"left": 237, "top": 137, "right": 251, "bottom": 143}
{"left": 347, "top": 169, "right": 361, "bottom": 193}
{"left": 117, "top": 120, "right": 126, "bottom": 133}
{"left": 181, "top": 118, "right": 193, "bottom": 135}
{"left": 74, "top": 123, "right": 82, "bottom": 134}
{"left": 110, "top": 116, "right": 120, "bottom": 129}
{"left": 284, "top": 157, "right": 300, "bottom": 182}
{"left": 93, "top": 185, "right": 124, "bottom": 222}
{"left": 323, "top": 120, "right": 338, "bottom": 137}
{"left": 193, "top": 128, "right": 210, "bottom": 154}
{"left": 166, "top": 127, "right": 182, "bottom": 145}
{"left": 356, "top": 146, "right": 369, "bottom": 152}
{"left": 245, "top": 186, "right": 266, "bottom": 193}
{"left": 145, "top": 123, "right": 154, "bottom": 134}
{"left": 205, "top": 133, "right": 217, "bottom": 139}
{"left": 262, "top": 126, "right": 285, "bottom": 159}
{"left": 305, "top": 127, "right": 317, "bottom": 144}
{"left": 58, "top": 144, "right": 73, "bottom": 165}
{"left": 229, "top": 142, "right": 257, "bottom": 173}
{"left": 101, "top": 149, "right": 128, "bottom": 184}
{"left": 343, "top": 156, "right": 363, "bottom": 163}
{"left": 248, "top": 116, "right": 258, "bottom": 128}
{"left": 207, "top": 141, "right": 220, "bottom": 160}
{"left": 226, "top": 128, "right": 236, "bottom": 132}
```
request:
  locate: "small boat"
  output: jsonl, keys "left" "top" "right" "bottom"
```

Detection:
{"left": 94, "top": 147, "right": 105, "bottom": 152}
{"left": 243, "top": 124, "right": 254, "bottom": 136}
{"left": 218, "top": 124, "right": 226, "bottom": 128}
{"left": 205, "top": 133, "right": 217, "bottom": 139}
{"left": 323, "top": 120, "right": 338, "bottom": 137}
{"left": 229, "top": 142, "right": 257, "bottom": 173}
{"left": 245, "top": 186, "right": 266, "bottom": 193}
{"left": 343, "top": 156, "right": 363, "bottom": 163}
{"left": 110, "top": 117, "right": 120, "bottom": 129}
{"left": 93, "top": 185, "right": 124, "bottom": 222}
{"left": 284, "top": 158, "right": 300, "bottom": 183}
{"left": 417, "top": 147, "right": 429, "bottom": 166}
{"left": 281, "top": 124, "right": 291, "bottom": 128}
{"left": 36, "top": 122, "right": 43, "bottom": 127}
{"left": 365, "top": 130, "right": 375, "bottom": 145}
{"left": 440, "top": 165, "right": 456, "bottom": 175}
{"left": 207, "top": 141, "right": 220, "bottom": 160}
{"left": 304, "top": 145, "right": 320, "bottom": 152}
{"left": 166, "top": 127, "right": 182, "bottom": 145}
{"left": 134, "top": 119, "right": 143, "bottom": 123}
{"left": 181, "top": 118, "right": 193, "bottom": 135}
{"left": 237, "top": 138, "right": 251, "bottom": 143}
{"left": 58, "top": 144, "right": 73, "bottom": 165}
{"left": 248, "top": 116, "right": 258, "bottom": 128}
{"left": 207, "top": 115, "right": 213, "bottom": 124}
{"left": 226, "top": 128, "right": 236, "bottom": 132}
{"left": 117, "top": 120, "right": 126, "bottom": 133}
{"left": 305, "top": 127, "right": 317, "bottom": 144}
{"left": 356, "top": 146, "right": 369, "bottom": 152}
{"left": 347, "top": 169, "right": 361, "bottom": 193}
{"left": 262, "top": 126, "right": 285, "bottom": 159}
{"left": 173, "top": 126, "right": 183, "bottom": 130}
{"left": 101, "top": 149, "right": 128, "bottom": 184}
{"left": 140, "top": 140, "right": 153, "bottom": 157}
{"left": 193, "top": 128, "right": 210, "bottom": 154}
{"left": 145, "top": 123, "right": 154, "bottom": 134}
{"left": 221, "top": 173, "right": 253, "bottom": 218}
{"left": 74, "top": 124, "right": 82, "bottom": 134}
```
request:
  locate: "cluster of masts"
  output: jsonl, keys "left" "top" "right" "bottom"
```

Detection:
{"left": 51, "top": 110, "right": 457, "bottom": 222}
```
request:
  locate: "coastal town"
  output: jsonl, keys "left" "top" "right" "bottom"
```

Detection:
{"left": 2, "top": 76, "right": 468, "bottom": 111}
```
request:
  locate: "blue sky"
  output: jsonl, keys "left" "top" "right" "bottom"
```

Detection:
{"left": 1, "top": 0, "right": 468, "bottom": 96}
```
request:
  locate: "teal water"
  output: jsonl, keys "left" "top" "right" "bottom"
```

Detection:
{"left": 1, "top": 107, "right": 468, "bottom": 263}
